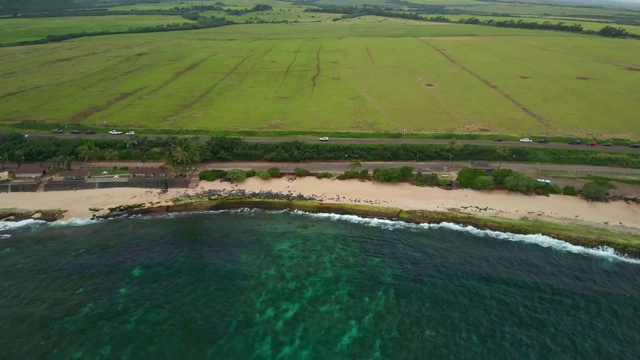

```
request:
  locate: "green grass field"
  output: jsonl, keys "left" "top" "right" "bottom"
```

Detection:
{"left": 0, "top": 3, "right": 639, "bottom": 139}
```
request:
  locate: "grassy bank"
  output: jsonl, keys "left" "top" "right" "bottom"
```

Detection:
{"left": 115, "top": 198, "right": 640, "bottom": 258}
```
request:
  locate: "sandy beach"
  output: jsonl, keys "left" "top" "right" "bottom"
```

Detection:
{"left": 1, "top": 177, "right": 640, "bottom": 234}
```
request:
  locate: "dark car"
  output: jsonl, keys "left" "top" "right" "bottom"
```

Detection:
{"left": 70, "top": 129, "right": 81, "bottom": 134}
{"left": 84, "top": 130, "right": 96, "bottom": 134}
{"left": 494, "top": 138, "right": 504, "bottom": 142}
{"left": 631, "top": 144, "right": 640, "bottom": 148}
{"left": 569, "top": 140, "right": 581, "bottom": 145}
{"left": 537, "top": 139, "right": 549, "bottom": 143}
{"left": 602, "top": 142, "right": 613, "bottom": 147}
{"left": 50, "top": 129, "right": 64, "bottom": 133}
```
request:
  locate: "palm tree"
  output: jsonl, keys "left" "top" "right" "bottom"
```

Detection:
{"left": 76, "top": 142, "right": 102, "bottom": 168}
{"left": 495, "top": 146, "right": 511, "bottom": 170}
{"left": 104, "top": 150, "right": 119, "bottom": 168}
{"left": 166, "top": 139, "right": 200, "bottom": 176}
{"left": 447, "top": 137, "right": 460, "bottom": 164}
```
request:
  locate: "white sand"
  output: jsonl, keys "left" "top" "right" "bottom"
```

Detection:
{"left": 1, "top": 178, "right": 639, "bottom": 233}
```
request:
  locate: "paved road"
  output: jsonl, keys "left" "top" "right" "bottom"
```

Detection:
{"left": 22, "top": 132, "right": 640, "bottom": 154}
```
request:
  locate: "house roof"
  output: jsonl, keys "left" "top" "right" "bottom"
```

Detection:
{"left": 470, "top": 161, "right": 493, "bottom": 169}
{"left": 60, "top": 170, "right": 89, "bottom": 177}
{"left": 14, "top": 163, "right": 49, "bottom": 174}
{"left": 133, "top": 167, "right": 166, "bottom": 175}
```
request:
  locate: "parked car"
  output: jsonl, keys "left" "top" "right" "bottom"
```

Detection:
{"left": 84, "top": 130, "right": 96, "bottom": 134}
{"left": 602, "top": 142, "right": 613, "bottom": 147}
{"left": 569, "top": 140, "right": 581, "bottom": 145}
{"left": 126, "top": 131, "right": 136, "bottom": 136}
{"left": 631, "top": 144, "right": 640, "bottom": 148}
{"left": 494, "top": 138, "right": 504, "bottom": 142}
{"left": 537, "top": 139, "right": 549, "bottom": 143}
{"left": 587, "top": 142, "right": 598, "bottom": 146}
{"left": 50, "top": 129, "right": 64, "bottom": 133}
{"left": 70, "top": 129, "right": 82, "bottom": 134}
{"left": 109, "top": 130, "right": 122, "bottom": 135}
{"left": 319, "top": 137, "right": 329, "bottom": 141}
{"left": 519, "top": 138, "right": 533, "bottom": 143}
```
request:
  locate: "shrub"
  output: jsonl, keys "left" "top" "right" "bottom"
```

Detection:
{"left": 373, "top": 167, "right": 413, "bottom": 182}
{"left": 472, "top": 176, "right": 495, "bottom": 190}
{"left": 226, "top": 169, "right": 247, "bottom": 183}
{"left": 267, "top": 167, "right": 281, "bottom": 177}
{"left": 491, "top": 169, "right": 513, "bottom": 185}
{"left": 439, "top": 179, "right": 453, "bottom": 187}
{"left": 504, "top": 172, "right": 536, "bottom": 194}
{"left": 457, "top": 168, "right": 483, "bottom": 188}
{"left": 258, "top": 171, "right": 272, "bottom": 180}
{"left": 120, "top": 166, "right": 129, "bottom": 170}
{"left": 337, "top": 170, "right": 369, "bottom": 180}
{"left": 294, "top": 167, "right": 310, "bottom": 177}
{"left": 581, "top": 181, "right": 614, "bottom": 201}
{"left": 316, "top": 172, "right": 333, "bottom": 179}
{"left": 414, "top": 172, "right": 439, "bottom": 187}
{"left": 199, "top": 169, "right": 226, "bottom": 181}
{"left": 563, "top": 186, "right": 578, "bottom": 196}
{"left": 245, "top": 170, "right": 256, "bottom": 178}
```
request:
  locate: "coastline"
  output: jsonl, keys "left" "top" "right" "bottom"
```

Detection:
{"left": 1, "top": 177, "right": 640, "bottom": 256}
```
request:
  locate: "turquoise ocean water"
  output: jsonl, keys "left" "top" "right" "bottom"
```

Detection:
{"left": 1, "top": 210, "right": 639, "bottom": 359}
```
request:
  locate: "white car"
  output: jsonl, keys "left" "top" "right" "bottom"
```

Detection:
{"left": 109, "top": 130, "right": 122, "bottom": 135}
{"left": 126, "top": 131, "right": 135, "bottom": 136}
{"left": 319, "top": 137, "right": 329, "bottom": 141}
{"left": 519, "top": 138, "right": 533, "bottom": 143}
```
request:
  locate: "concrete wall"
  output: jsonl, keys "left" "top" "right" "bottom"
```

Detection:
{"left": 0, "top": 182, "right": 39, "bottom": 193}
{"left": 43, "top": 178, "right": 190, "bottom": 192}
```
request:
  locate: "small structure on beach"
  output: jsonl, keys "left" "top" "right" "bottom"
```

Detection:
{"left": 13, "top": 163, "right": 49, "bottom": 180}
{"left": 59, "top": 170, "right": 90, "bottom": 181}
{"left": 132, "top": 168, "right": 167, "bottom": 178}
{"left": 470, "top": 161, "right": 494, "bottom": 173}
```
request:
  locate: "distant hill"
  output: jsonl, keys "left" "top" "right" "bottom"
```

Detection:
{"left": 0, "top": 0, "right": 77, "bottom": 16}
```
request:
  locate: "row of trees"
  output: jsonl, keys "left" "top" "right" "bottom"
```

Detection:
{"left": 2, "top": 133, "right": 640, "bottom": 170}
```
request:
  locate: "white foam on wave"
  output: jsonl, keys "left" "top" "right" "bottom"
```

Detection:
{"left": 291, "top": 210, "right": 640, "bottom": 265}
{"left": 0, "top": 218, "right": 47, "bottom": 231}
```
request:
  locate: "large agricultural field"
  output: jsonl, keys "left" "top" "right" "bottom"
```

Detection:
{"left": 1, "top": 0, "right": 639, "bottom": 139}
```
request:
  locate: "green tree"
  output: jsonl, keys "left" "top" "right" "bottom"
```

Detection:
{"left": 258, "top": 170, "right": 272, "bottom": 180}
{"left": 457, "top": 168, "right": 482, "bottom": 188}
{"left": 491, "top": 168, "right": 513, "bottom": 185}
{"left": 447, "top": 137, "right": 460, "bottom": 163}
{"left": 104, "top": 149, "right": 119, "bottom": 167}
{"left": 504, "top": 172, "right": 536, "bottom": 193}
{"left": 13, "top": 150, "right": 25, "bottom": 166}
{"left": 581, "top": 181, "right": 614, "bottom": 201}
{"left": 226, "top": 169, "right": 247, "bottom": 183}
{"left": 166, "top": 139, "right": 201, "bottom": 176}
{"left": 472, "top": 176, "right": 495, "bottom": 190}
{"left": 294, "top": 167, "right": 310, "bottom": 177}
{"left": 76, "top": 143, "right": 102, "bottom": 165}
{"left": 495, "top": 146, "right": 511, "bottom": 170}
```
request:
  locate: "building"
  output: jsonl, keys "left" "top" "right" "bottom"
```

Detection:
{"left": 59, "top": 170, "right": 90, "bottom": 181}
{"left": 13, "top": 163, "right": 49, "bottom": 180}
{"left": 132, "top": 168, "right": 167, "bottom": 178}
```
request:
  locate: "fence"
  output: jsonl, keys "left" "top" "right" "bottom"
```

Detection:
{"left": 0, "top": 182, "right": 39, "bottom": 193}
{"left": 43, "top": 178, "right": 190, "bottom": 192}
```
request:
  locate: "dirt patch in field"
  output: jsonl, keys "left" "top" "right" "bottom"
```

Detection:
{"left": 576, "top": 76, "right": 591, "bottom": 80}
{"left": 432, "top": 36, "right": 475, "bottom": 40}
{"left": 277, "top": 96, "right": 290, "bottom": 100}
{"left": 478, "top": 128, "right": 492, "bottom": 132}
{"left": 424, "top": 83, "right": 437, "bottom": 89}
{"left": 626, "top": 67, "right": 640, "bottom": 72}
{"left": 447, "top": 69, "right": 459, "bottom": 73}
{"left": 70, "top": 87, "right": 146, "bottom": 122}
{"left": 520, "top": 76, "right": 530, "bottom": 79}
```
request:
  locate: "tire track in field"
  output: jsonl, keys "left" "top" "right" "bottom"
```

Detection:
{"left": 274, "top": 45, "right": 302, "bottom": 96}
{"left": 311, "top": 45, "right": 322, "bottom": 96}
{"left": 69, "top": 86, "right": 147, "bottom": 122}
{"left": 170, "top": 47, "right": 275, "bottom": 117}
{"left": 0, "top": 85, "right": 45, "bottom": 100}
{"left": 365, "top": 46, "right": 375, "bottom": 66}
{"left": 143, "top": 54, "right": 218, "bottom": 97}
{"left": 421, "top": 39, "right": 550, "bottom": 127}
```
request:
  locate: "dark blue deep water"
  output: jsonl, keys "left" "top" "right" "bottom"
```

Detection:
{"left": 1, "top": 211, "right": 639, "bottom": 359}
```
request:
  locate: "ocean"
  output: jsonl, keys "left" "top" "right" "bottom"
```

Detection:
{"left": 1, "top": 210, "right": 639, "bottom": 359}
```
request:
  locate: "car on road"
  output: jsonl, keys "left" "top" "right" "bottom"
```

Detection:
{"left": 494, "top": 138, "right": 504, "bottom": 142}
{"left": 319, "top": 137, "right": 329, "bottom": 141}
{"left": 602, "top": 142, "right": 613, "bottom": 147}
{"left": 70, "top": 129, "right": 82, "bottom": 134}
{"left": 569, "top": 140, "right": 581, "bottom": 145}
{"left": 51, "top": 129, "right": 64, "bottom": 133}
{"left": 84, "top": 130, "right": 96, "bottom": 134}
{"left": 631, "top": 144, "right": 640, "bottom": 148}
{"left": 109, "top": 130, "right": 122, "bottom": 135}
{"left": 126, "top": 131, "right": 136, "bottom": 136}
{"left": 519, "top": 138, "right": 533, "bottom": 143}
{"left": 587, "top": 142, "right": 598, "bottom": 146}
{"left": 537, "top": 139, "right": 549, "bottom": 143}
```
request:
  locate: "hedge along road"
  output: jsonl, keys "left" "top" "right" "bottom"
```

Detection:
{"left": 25, "top": 133, "right": 640, "bottom": 154}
